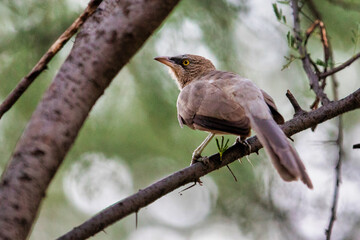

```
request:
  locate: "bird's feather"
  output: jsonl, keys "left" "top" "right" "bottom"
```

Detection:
{"left": 261, "top": 89, "right": 285, "bottom": 124}
{"left": 177, "top": 79, "right": 251, "bottom": 135}
{"left": 249, "top": 116, "right": 313, "bottom": 188}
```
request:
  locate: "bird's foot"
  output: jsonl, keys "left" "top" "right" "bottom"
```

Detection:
{"left": 191, "top": 153, "right": 210, "bottom": 166}
{"left": 236, "top": 137, "right": 251, "bottom": 154}
{"left": 236, "top": 137, "right": 254, "bottom": 167}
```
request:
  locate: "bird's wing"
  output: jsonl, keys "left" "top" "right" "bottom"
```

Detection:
{"left": 261, "top": 90, "right": 285, "bottom": 124}
{"left": 177, "top": 80, "right": 250, "bottom": 136}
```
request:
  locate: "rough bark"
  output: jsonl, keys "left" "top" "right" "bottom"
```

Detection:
{"left": 58, "top": 88, "right": 360, "bottom": 240}
{"left": 0, "top": 0, "right": 180, "bottom": 239}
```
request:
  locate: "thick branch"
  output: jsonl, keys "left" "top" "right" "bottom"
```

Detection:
{"left": 58, "top": 88, "right": 360, "bottom": 240}
{"left": 0, "top": 0, "right": 103, "bottom": 120}
{"left": 0, "top": 0, "right": 180, "bottom": 239}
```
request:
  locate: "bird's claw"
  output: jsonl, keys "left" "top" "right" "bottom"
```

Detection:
{"left": 191, "top": 155, "right": 210, "bottom": 166}
{"left": 236, "top": 137, "right": 251, "bottom": 154}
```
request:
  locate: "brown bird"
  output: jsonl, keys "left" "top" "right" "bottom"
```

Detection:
{"left": 154, "top": 54, "right": 313, "bottom": 189}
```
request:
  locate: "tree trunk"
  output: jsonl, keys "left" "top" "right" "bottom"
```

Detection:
{"left": 0, "top": 0, "right": 180, "bottom": 239}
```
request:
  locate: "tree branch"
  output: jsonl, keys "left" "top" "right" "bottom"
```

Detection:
{"left": 0, "top": 0, "right": 180, "bottom": 239}
{"left": 286, "top": 89, "right": 307, "bottom": 116}
{"left": 319, "top": 53, "right": 360, "bottom": 79}
{"left": 0, "top": 0, "right": 103, "bottom": 120}
{"left": 290, "top": 0, "right": 330, "bottom": 107}
{"left": 326, "top": 106, "right": 344, "bottom": 240}
{"left": 58, "top": 88, "right": 360, "bottom": 240}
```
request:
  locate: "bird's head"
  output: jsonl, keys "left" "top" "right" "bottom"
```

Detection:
{"left": 154, "top": 54, "right": 216, "bottom": 89}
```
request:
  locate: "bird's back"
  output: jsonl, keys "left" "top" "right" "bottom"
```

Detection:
{"left": 177, "top": 71, "right": 255, "bottom": 136}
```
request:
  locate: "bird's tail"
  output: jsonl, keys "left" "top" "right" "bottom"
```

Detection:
{"left": 249, "top": 114, "right": 313, "bottom": 189}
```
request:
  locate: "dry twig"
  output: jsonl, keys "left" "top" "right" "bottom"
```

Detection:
{"left": 319, "top": 53, "right": 360, "bottom": 79}
{"left": 286, "top": 89, "right": 307, "bottom": 117}
{"left": 290, "top": 0, "right": 330, "bottom": 108}
{"left": 0, "top": 0, "right": 103, "bottom": 120}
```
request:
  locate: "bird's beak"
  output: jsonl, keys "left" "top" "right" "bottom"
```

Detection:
{"left": 154, "top": 56, "right": 174, "bottom": 68}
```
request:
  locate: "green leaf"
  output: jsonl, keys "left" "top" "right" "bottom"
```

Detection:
{"left": 281, "top": 55, "right": 298, "bottom": 71}
{"left": 290, "top": 35, "right": 296, "bottom": 49}
{"left": 286, "top": 31, "right": 297, "bottom": 50}
{"left": 287, "top": 31, "right": 290, "bottom": 43}
{"left": 272, "top": 3, "right": 281, "bottom": 21}
{"left": 316, "top": 59, "right": 326, "bottom": 67}
{"left": 216, "top": 136, "right": 230, "bottom": 161}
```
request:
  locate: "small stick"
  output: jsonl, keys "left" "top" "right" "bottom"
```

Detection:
{"left": 286, "top": 90, "right": 307, "bottom": 116}
{"left": 0, "top": 0, "right": 103, "bottom": 120}
{"left": 305, "top": 20, "right": 330, "bottom": 73}
{"left": 226, "top": 165, "right": 238, "bottom": 182}
{"left": 319, "top": 53, "right": 360, "bottom": 79}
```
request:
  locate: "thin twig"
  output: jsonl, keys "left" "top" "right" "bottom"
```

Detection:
{"left": 290, "top": 0, "right": 330, "bottom": 107}
{"left": 319, "top": 53, "right": 360, "bottom": 79}
{"left": 286, "top": 89, "right": 307, "bottom": 117}
{"left": 325, "top": 108, "right": 343, "bottom": 240}
{"left": 309, "top": 57, "right": 321, "bottom": 74}
{"left": 226, "top": 164, "right": 238, "bottom": 182}
{"left": 304, "top": 18, "right": 330, "bottom": 110}
{"left": 325, "top": 81, "right": 344, "bottom": 239}
{"left": 0, "top": 0, "right": 103, "bottom": 120}
{"left": 325, "top": 37, "right": 344, "bottom": 240}
{"left": 305, "top": 20, "right": 330, "bottom": 70}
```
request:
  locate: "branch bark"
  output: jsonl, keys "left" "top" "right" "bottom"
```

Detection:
{"left": 58, "top": 88, "right": 360, "bottom": 240}
{"left": 0, "top": 0, "right": 180, "bottom": 239}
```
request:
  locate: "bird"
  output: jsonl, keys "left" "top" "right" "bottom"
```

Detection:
{"left": 154, "top": 54, "right": 313, "bottom": 189}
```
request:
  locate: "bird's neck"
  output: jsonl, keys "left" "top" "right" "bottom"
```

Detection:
{"left": 178, "top": 69, "right": 217, "bottom": 89}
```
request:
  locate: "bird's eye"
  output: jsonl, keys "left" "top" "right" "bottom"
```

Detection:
{"left": 182, "top": 59, "right": 190, "bottom": 66}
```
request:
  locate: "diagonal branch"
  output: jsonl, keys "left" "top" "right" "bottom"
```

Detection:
{"left": 319, "top": 52, "right": 360, "bottom": 79}
{"left": 58, "top": 88, "right": 360, "bottom": 240}
{"left": 0, "top": 0, "right": 103, "bottom": 120}
{"left": 286, "top": 89, "right": 307, "bottom": 116}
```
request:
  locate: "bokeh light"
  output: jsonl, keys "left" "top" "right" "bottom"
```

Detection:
{"left": 63, "top": 152, "right": 133, "bottom": 215}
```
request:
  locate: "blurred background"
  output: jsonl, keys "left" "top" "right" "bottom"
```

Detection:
{"left": 0, "top": 0, "right": 360, "bottom": 239}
